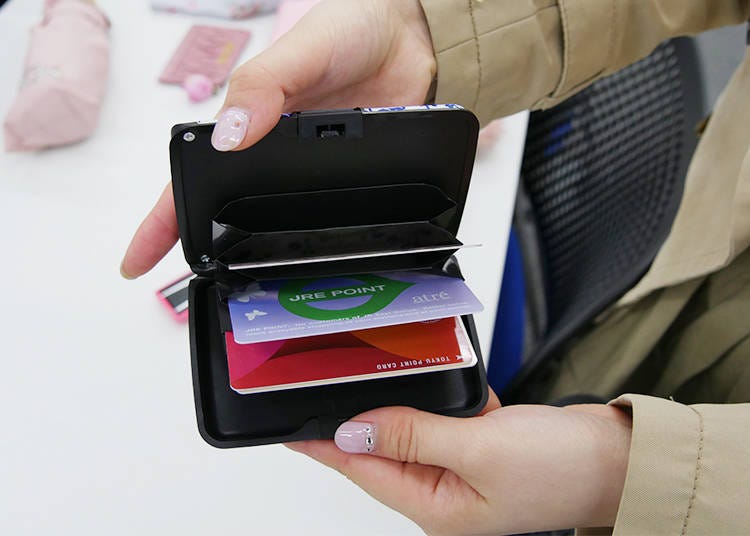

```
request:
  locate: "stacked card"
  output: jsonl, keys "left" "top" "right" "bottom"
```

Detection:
{"left": 225, "top": 271, "right": 483, "bottom": 393}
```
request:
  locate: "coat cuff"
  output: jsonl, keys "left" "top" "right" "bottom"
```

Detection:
{"left": 419, "top": 1, "right": 749, "bottom": 125}
{"left": 550, "top": 0, "right": 615, "bottom": 99}
{"left": 418, "top": 0, "right": 564, "bottom": 125}
{"left": 607, "top": 394, "right": 750, "bottom": 535}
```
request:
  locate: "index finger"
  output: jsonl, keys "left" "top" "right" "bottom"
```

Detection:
{"left": 120, "top": 5, "right": 336, "bottom": 276}
{"left": 120, "top": 183, "right": 178, "bottom": 279}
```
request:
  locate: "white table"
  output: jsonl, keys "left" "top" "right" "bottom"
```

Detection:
{"left": 0, "top": 1, "right": 527, "bottom": 534}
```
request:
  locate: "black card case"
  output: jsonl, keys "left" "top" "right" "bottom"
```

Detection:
{"left": 169, "top": 106, "right": 488, "bottom": 448}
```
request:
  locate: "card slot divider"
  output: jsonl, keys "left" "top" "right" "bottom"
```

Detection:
{"left": 211, "top": 183, "right": 458, "bottom": 257}
{"left": 226, "top": 249, "right": 458, "bottom": 283}
{"left": 214, "top": 250, "right": 463, "bottom": 306}
{"left": 214, "top": 221, "right": 458, "bottom": 264}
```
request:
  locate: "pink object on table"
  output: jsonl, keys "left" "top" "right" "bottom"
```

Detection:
{"left": 159, "top": 25, "right": 251, "bottom": 89}
{"left": 151, "top": 0, "right": 281, "bottom": 20}
{"left": 156, "top": 272, "right": 195, "bottom": 323}
{"left": 271, "top": 0, "right": 322, "bottom": 42}
{"left": 3, "top": 0, "right": 110, "bottom": 152}
{"left": 183, "top": 74, "right": 215, "bottom": 103}
{"left": 476, "top": 119, "right": 504, "bottom": 158}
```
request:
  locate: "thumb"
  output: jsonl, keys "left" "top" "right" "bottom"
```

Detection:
{"left": 210, "top": 60, "right": 286, "bottom": 152}
{"left": 334, "top": 406, "right": 471, "bottom": 470}
{"left": 210, "top": 4, "right": 337, "bottom": 152}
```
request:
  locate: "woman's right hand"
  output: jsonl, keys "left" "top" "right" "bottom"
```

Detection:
{"left": 120, "top": 0, "right": 436, "bottom": 278}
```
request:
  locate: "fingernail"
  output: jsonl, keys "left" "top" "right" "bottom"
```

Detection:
{"left": 119, "top": 262, "right": 136, "bottom": 280}
{"left": 334, "top": 421, "right": 376, "bottom": 454}
{"left": 211, "top": 107, "right": 250, "bottom": 151}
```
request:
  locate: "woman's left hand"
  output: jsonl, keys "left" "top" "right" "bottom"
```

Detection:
{"left": 287, "top": 390, "right": 632, "bottom": 536}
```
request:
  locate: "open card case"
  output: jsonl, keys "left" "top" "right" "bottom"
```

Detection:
{"left": 170, "top": 106, "right": 488, "bottom": 448}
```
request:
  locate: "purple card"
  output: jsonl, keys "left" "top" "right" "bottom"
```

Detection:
{"left": 227, "top": 272, "right": 483, "bottom": 344}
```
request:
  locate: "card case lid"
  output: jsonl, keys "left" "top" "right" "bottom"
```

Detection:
{"left": 169, "top": 106, "right": 479, "bottom": 271}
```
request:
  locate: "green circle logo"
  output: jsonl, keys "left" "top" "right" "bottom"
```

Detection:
{"left": 279, "top": 274, "right": 413, "bottom": 320}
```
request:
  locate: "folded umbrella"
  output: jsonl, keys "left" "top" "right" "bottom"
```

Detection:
{"left": 4, "top": 0, "right": 110, "bottom": 151}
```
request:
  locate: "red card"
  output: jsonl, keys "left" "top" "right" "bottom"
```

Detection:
{"left": 225, "top": 317, "right": 476, "bottom": 394}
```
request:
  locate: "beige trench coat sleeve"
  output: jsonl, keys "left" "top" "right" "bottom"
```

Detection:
{"left": 418, "top": 0, "right": 750, "bottom": 125}
{"left": 599, "top": 395, "right": 750, "bottom": 535}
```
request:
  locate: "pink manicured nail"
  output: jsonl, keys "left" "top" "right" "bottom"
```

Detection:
{"left": 334, "top": 421, "right": 376, "bottom": 454}
{"left": 211, "top": 107, "right": 250, "bottom": 151}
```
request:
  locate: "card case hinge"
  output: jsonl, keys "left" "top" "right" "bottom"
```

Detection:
{"left": 193, "top": 256, "right": 218, "bottom": 275}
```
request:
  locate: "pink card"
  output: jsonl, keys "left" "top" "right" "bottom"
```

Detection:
{"left": 156, "top": 273, "right": 195, "bottom": 323}
{"left": 159, "top": 25, "right": 251, "bottom": 86}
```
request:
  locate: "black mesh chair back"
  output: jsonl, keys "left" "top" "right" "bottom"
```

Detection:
{"left": 504, "top": 38, "right": 705, "bottom": 402}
